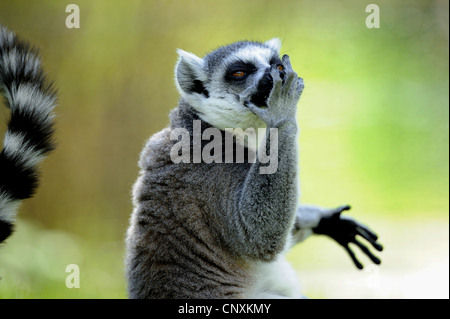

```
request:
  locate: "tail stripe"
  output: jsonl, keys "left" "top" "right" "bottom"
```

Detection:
{"left": 9, "top": 83, "right": 56, "bottom": 118}
{"left": 0, "top": 25, "right": 56, "bottom": 243}
{"left": 3, "top": 131, "right": 47, "bottom": 167}
{"left": 0, "top": 193, "right": 20, "bottom": 222}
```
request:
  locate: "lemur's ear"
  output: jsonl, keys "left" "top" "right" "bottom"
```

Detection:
{"left": 264, "top": 38, "right": 282, "bottom": 54}
{"left": 175, "top": 49, "right": 208, "bottom": 97}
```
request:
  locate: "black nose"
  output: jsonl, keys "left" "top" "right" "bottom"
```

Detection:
{"left": 260, "top": 71, "right": 273, "bottom": 89}
{"left": 249, "top": 70, "right": 275, "bottom": 107}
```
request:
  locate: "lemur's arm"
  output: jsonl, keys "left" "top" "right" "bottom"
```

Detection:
{"left": 291, "top": 204, "right": 383, "bottom": 269}
{"left": 226, "top": 55, "right": 303, "bottom": 260}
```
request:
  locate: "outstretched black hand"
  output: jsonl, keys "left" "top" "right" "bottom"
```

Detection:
{"left": 313, "top": 205, "right": 383, "bottom": 270}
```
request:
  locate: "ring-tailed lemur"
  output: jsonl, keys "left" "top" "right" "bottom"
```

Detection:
{"left": 126, "top": 39, "right": 383, "bottom": 298}
{"left": 0, "top": 25, "right": 56, "bottom": 243}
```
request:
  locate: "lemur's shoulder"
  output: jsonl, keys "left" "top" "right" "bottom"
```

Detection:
{"left": 138, "top": 99, "right": 196, "bottom": 169}
{"left": 138, "top": 127, "right": 173, "bottom": 170}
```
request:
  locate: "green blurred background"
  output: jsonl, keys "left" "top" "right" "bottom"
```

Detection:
{"left": 0, "top": 0, "right": 448, "bottom": 298}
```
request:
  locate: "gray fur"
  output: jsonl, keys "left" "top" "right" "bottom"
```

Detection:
{"left": 126, "top": 39, "right": 382, "bottom": 299}
{"left": 126, "top": 40, "right": 303, "bottom": 298}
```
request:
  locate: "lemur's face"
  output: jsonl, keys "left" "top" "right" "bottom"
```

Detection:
{"left": 175, "top": 39, "right": 284, "bottom": 131}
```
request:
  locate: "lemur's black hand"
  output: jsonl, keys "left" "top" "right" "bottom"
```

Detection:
{"left": 313, "top": 205, "right": 383, "bottom": 270}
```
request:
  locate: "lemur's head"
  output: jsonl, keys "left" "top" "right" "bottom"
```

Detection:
{"left": 175, "top": 39, "right": 285, "bottom": 130}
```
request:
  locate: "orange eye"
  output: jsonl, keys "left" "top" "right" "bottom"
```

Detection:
{"left": 233, "top": 71, "right": 245, "bottom": 77}
{"left": 277, "top": 65, "right": 284, "bottom": 71}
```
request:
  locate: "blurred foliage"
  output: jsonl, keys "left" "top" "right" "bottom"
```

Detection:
{"left": 0, "top": 0, "right": 448, "bottom": 298}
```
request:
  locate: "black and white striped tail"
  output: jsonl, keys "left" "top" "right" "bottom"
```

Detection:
{"left": 0, "top": 25, "right": 56, "bottom": 243}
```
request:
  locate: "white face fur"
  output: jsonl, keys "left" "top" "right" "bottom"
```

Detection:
{"left": 174, "top": 39, "right": 283, "bottom": 149}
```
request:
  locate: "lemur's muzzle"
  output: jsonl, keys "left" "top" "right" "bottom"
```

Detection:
{"left": 250, "top": 68, "right": 285, "bottom": 107}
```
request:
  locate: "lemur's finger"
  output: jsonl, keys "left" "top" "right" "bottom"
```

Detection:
{"left": 337, "top": 205, "right": 352, "bottom": 213}
{"left": 357, "top": 229, "right": 383, "bottom": 252}
{"left": 328, "top": 204, "right": 351, "bottom": 217}
{"left": 270, "top": 65, "right": 283, "bottom": 85}
{"left": 297, "top": 77, "right": 305, "bottom": 91}
{"left": 283, "top": 70, "right": 297, "bottom": 92}
{"left": 295, "top": 77, "right": 305, "bottom": 99}
{"left": 239, "top": 85, "right": 258, "bottom": 104}
{"left": 344, "top": 245, "right": 363, "bottom": 270}
{"left": 353, "top": 238, "right": 381, "bottom": 265}
{"left": 372, "top": 241, "right": 383, "bottom": 251}
{"left": 357, "top": 223, "right": 378, "bottom": 240}
{"left": 243, "top": 99, "right": 258, "bottom": 110}
{"left": 280, "top": 55, "right": 297, "bottom": 90}
{"left": 267, "top": 67, "right": 283, "bottom": 102}
{"left": 282, "top": 54, "right": 294, "bottom": 72}
{"left": 356, "top": 225, "right": 375, "bottom": 240}
{"left": 356, "top": 225, "right": 383, "bottom": 252}
{"left": 244, "top": 100, "right": 268, "bottom": 120}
